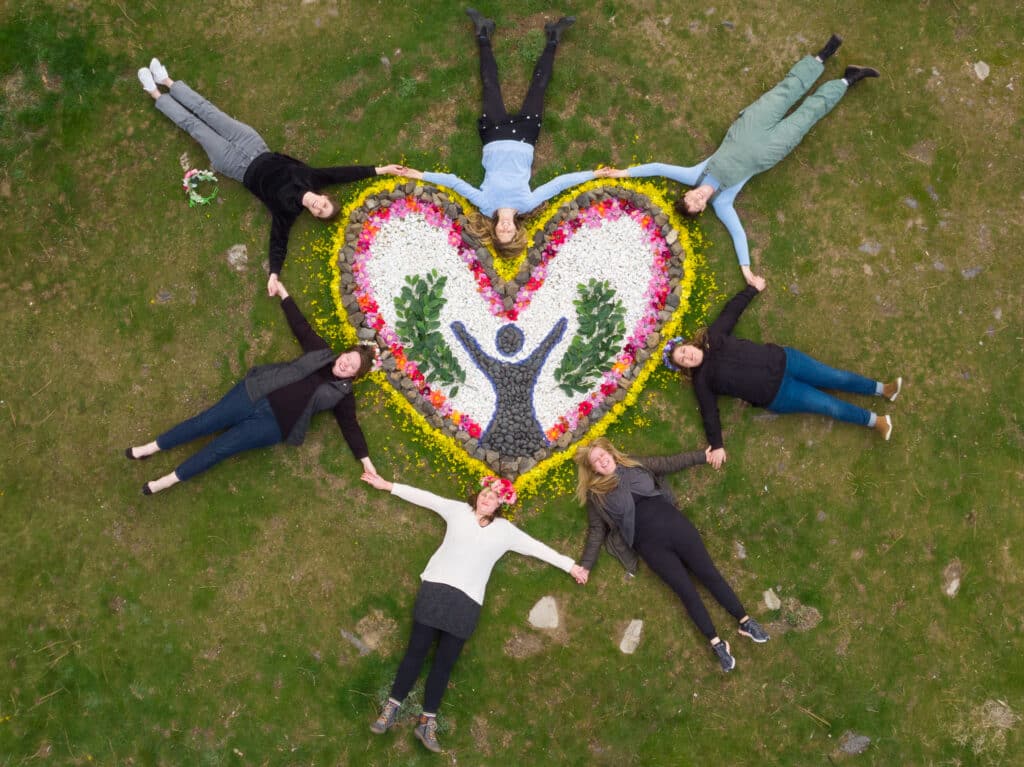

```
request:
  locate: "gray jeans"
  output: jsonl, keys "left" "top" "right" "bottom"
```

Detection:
{"left": 155, "top": 81, "right": 269, "bottom": 181}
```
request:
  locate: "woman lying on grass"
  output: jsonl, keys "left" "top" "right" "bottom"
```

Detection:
{"left": 126, "top": 280, "right": 376, "bottom": 494}
{"left": 362, "top": 472, "right": 586, "bottom": 753}
{"left": 664, "top": 275, "right": 901, "bottom": 469}
{"left": 574, "top": 438, "right": 768, "bottom": 672}
{"left": 137, "top": 57, "right": 404, "bottom": 293}
{"left": 394, "top": 9, "right": 593, "bottom": 257}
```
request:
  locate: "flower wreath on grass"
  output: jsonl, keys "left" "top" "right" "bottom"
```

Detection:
{"left": 318, "top": 177, "right": 711, "bottom": 499}
{"left": 182, "top": 168, "right": 218, "bottom": 207}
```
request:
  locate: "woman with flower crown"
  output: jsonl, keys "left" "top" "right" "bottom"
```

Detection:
{"left": 361, "top": 472, "right": 586, "bottom": 753}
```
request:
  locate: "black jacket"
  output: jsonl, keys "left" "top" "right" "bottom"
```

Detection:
{"left": 242, "top": 153, "right": 376, "bottom": 276}
{"left": 692, "top": 286, "right": 785, "bottom": 448}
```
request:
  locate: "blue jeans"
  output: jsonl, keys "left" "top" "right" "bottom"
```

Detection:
{"left": 156, "top": 381, "right": 283, "bottom": 481}
{"left": 768, "top": 348, "right": 878, "bottom": 427}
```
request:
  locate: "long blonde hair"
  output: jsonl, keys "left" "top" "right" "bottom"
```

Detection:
{"left": 467, "top": 211, "right": 529, "bottom": 259}
{"left": 573, "top": 437, "right": 642, "bottom": 506}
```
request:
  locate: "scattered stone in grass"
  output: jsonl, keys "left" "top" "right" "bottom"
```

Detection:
{"left": 109, "top": 595, "right": 127, "bottom": 614}
{"left": 961, "top": 266, "right": 983, "bottom": 279}
{"left": 816, "top": 510, "right": 827, "bottom": 522}
{"left": 356, "top": 609, "right": 398, "bottom": 652}
{"left": 933, "top": 260, "right": 946, "bottom": 271}
{"left": 993, "top": 307, "right": 1002, "bottom": 320}
{"left": 178, "top": 152, "right": 190, "bottom": 172}
{"left": 926, "top": 184, "right": 939, "bottom": 202}
{"left": 226, "top": 244, "right": 248, "bottom": 272}
{"left": 763, "top": 588, "right": 781, "bottom": 610}
{"left": 504, "top": 630, "right": 545, "bottom": 658}
{"left": 380, "top": 56, "right": 391, "bottom": 76}
{"left": 339, "top": 628, "right": 371, "bottom": 656}
{"left": 788, "top": 282, "right": 800, "bottom": 295}
{"left": 838, "top": 731, "right": 871, "bottom": 754}
{"left": 862, "top": 264, "right": 873, "bottom": 276}
{"left": 952, "top": 699, "right": 1018, "bottom": 758}
{"left": 528, "top": 596, "right": 559, "bottom": 629}
{"left": 858, "top": 240, "right": 881, "bottom": 255}
{"left": 943, "top": 558, "right": 962, "bottom": 597}
{"left": 156, "top": 290, "right": 172, "bottom": 303}
{"left": 973, "top": 61, "right": 990, "bottom": 81}
{"left": 903, "top": 197, "right": 919, "bottom": 209}
{"left": 734, "top": 541, "right": 747, "bottom": 559}
{"left": 722, "top": 20, "right": 734, "bottom": 29}
{"left": 619, "top": 620, "right": 643, "bottom": 654}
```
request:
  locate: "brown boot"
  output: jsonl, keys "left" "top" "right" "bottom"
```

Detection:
{"left": 882, "top": 377, "right": 902, "bottom": 402}
{"left": 874, "top": 414, "right": 893, "bottom": 441}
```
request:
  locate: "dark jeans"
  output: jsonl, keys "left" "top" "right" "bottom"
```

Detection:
{"left": 768, "top": 347, "right": 877, "bottom": 426}
{"left": 632, "top": 497, "right": 746, "bottom": 639}
{"left": 390, "top": 621, "right": 467, "bottom": 714}
{"left": 156, "top": 381, "right": 283, "bottom": 481}
{"left": 476, "top": 37, "right": 557, "bottom": 145}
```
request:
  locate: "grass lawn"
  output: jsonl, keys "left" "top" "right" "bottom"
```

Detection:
{"left": 1, "top": 1, "right": 1022, "bottom": 764}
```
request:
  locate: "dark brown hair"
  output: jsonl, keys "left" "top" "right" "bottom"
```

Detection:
{"left": 674, "top": 196, "right": 701, "bottom": 220}
{"left": 466, "top": 490, "right": 507, "bottom": 524}
{"left": 341, "top": 344, "right": 377, "bottom": 381}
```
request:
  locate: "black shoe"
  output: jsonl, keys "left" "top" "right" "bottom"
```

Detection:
{"left": 712, "top": 640, "right": 736, "bottom": 672}
{"left": 844, "top": 65, "right": 880, "bottom": 86}
{"left": 465, "top": 8, "right": 495, "bottom": 40}
{"left": 739, "top": 617, "right": 770, "bottom": 643}
{"left": 142, "top": 482, "right": 153, "bottom": 495}
{"left": 816, "top": 34, "right": 842, "bottom": 62}
{"left": 125, "top": 446, "right": 150, "bottom": 461}
{"left": 544, "top": 16, "right": 575, "bottom": 45}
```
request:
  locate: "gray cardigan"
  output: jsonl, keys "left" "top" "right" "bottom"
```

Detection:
{"left": 579, "top": 451, "right": 707, "bottom": 574}
{"left": 244, "top": 349, "right": 352, "bottom": 446}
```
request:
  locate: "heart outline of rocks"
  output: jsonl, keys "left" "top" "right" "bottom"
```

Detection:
{"left": 334, "top": 179, "right": 698, "bottom": 480}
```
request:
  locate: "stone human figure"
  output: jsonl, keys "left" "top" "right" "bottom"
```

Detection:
{"left": 450, "top": 319, "right": 567, "bottom": 456}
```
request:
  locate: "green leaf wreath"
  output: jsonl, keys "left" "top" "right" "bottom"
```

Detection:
{"left": 554, "top": 279, "right": 627, "bottom": 396}
{"left": 393, "top": 270, "right": 466, "bottom": 395}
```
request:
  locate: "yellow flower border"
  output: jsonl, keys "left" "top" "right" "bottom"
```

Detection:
{"left": 322, "top": 177, "right": 709, "bottom": 498}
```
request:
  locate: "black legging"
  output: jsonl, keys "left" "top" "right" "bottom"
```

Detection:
{"left": 632, "top": 496, "right": 746, "bottom": 639}
{"left": 389, "top": 621, "right": 467, "bottom": 714}
{"left": 477, "top": 37, "right": 557, "bottom": 145}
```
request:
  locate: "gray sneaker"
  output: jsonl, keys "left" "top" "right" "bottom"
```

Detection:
{"left": 739, "top": 617, "right": 770, "bottom": 643}
{"left": 370, "top": 699, "right": 400, "bottom": 734}
{"left": 414, "top": 714, "right": 442, "bottom": 753}
{"left": 712, "top": 640, "right": 736, "bottom": 672}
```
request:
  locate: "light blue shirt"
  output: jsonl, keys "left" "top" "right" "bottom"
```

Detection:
{"left": 423, "top": 140, "right": 596, "bottom": 216}
{"left": 628, "top": 161, "right": 751, "bottom": 267}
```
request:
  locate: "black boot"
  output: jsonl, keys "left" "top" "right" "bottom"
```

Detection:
{"left": 465, "top": 8, "right": 495, "bottom": 40}
{"left": 843, "top": 65, "right": 880, "bottom": 85}
{"left": 816, "top": 34, "right": 842, "bottom": 62}
{"left": 544, "top": 15, "right": 575, "bottom": 45}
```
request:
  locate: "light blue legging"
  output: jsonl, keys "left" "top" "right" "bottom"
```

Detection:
{"left": 767, "top": 347, "right": 880, "bottom": 427}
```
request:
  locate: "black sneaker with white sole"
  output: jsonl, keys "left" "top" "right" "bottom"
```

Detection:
{"left": 739, "top": 617, "right": 770, "bottom": 643}
{"left": 712, "top": 640, "right": 736, "bottom": 672}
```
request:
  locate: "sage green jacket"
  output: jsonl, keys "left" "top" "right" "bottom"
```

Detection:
{"left": 579, "top": 450, "right": 707, "bottom": 574}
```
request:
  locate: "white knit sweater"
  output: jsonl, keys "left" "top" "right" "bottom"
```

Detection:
{"left": 392, "top": 483, "right": 575, "bottom": 605}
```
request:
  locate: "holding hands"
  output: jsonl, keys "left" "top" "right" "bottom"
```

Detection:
{"left": 707, "top": 447, "right": 727, "bottom": 469}
{"left": 741, "top": 266, "right": 766, "bottom": 291}
{"left": 594, "top": 167, "right": 627, "bottom": 179}
{"left": 386, "top": 165, "right": 424, "bottom": 180}
{"left": 375, "top": 163, "right": 411, "bottom": 176}
{"left": 571, "top": 565, "right": 589, "bottom": 585}
{"left": 361, "top": 471, "right": 392, "bottom": 492}
{"left": 267, "top": 273, "right": 288, "bottom": 299}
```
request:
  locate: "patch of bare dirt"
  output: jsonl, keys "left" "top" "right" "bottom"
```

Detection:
{"left": 951, "top": 699, "right": 1019, "bottom": 760}
{"left": 356, "top": 609, "right": 398, "bottom": 653}
{"left": 503, "top": 630, "right": 545, "bottom": 659}
{"left": 766, "top": 597, "right": 822, "bottom": 635}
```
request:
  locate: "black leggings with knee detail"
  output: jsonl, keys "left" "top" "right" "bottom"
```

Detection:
{"left": 476, "top": 36, "right": 557, "bottom": 145}
{"left": 632, "top": 496, "right": 746, "bottom": 639}
{"left": 389, "top": 621, "right": 467, "bottom": 714}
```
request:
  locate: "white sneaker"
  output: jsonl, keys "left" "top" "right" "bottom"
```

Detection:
{"left": 149, "top": 58, "right": 169, "bottom": 82}
{"left": 137, "top": 67, "right": 156, "bottom": 92}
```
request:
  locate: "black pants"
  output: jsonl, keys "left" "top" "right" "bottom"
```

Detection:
{"left": 632, "top": 497, "right": 746, "bottom": 639}
{"left": 389, "top": 621, "right": 467, "bottom": 714}
{"left": 476, "top": 37, "right": 557, "bottom": 145}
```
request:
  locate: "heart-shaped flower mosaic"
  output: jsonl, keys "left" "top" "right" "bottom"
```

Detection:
{"left": 332, "top": 179, "right": 701, "bottom": 483}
